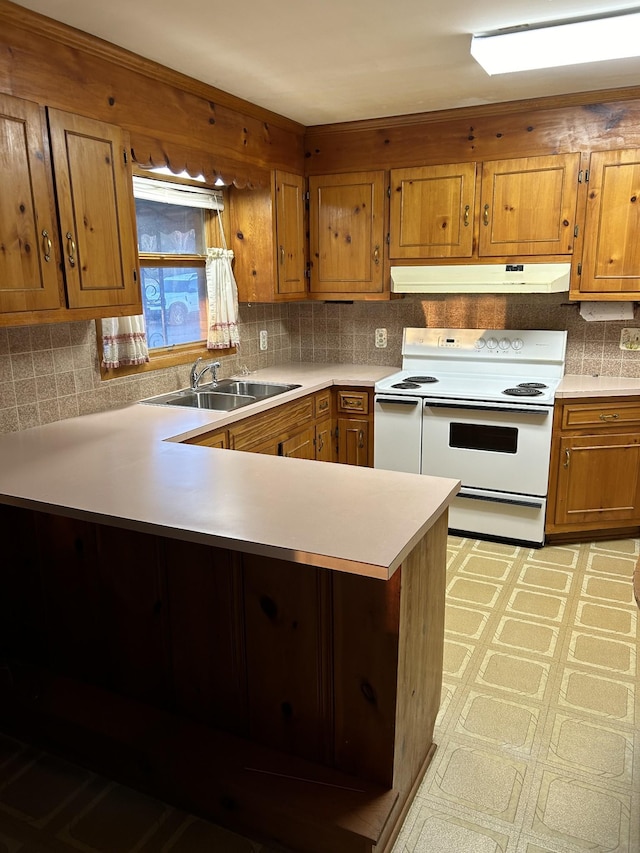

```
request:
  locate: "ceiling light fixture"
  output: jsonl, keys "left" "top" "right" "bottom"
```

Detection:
{"left": 470, "top": 10, "right": 640, "bottom": 75}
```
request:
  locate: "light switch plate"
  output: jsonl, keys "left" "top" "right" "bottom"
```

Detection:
{"left": 620, "top": 328, "right": 640, "bottom": 351}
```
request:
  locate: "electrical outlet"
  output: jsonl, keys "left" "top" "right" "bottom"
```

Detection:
{"left": 620, "top": 328, "right": 640, "bottom": 351}
{"left": 375, "top": 328, "right": 387, "bottom": 348}
{"left": 259, "top": 330, "right": 268, "bottom": 350}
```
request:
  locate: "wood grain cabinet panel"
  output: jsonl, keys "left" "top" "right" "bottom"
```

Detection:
{"left": 389, "top": 162, "right": 476, "bottom": 259}
{"left": 308, "top": 171, "right": 385, "bottom": 298}
{"left": 0, "top": 94, "right": 62, "bottom": 314}
{"left": 47, "top": 108, "right": 140, "bottom": 311}
{"left": 547, "top": 397, "right": 640, "bottom": 539}
{"left": 0, "top": 95, "right": 141, "bottom": 324}
{"left": 230, "top": 170, "right": 307, "bottom": 302}
{"left": 577, "top": 148, "right": 640, "bottom": 298}
{"left": 478, "top": 153, "right": 579, "bottom": 256}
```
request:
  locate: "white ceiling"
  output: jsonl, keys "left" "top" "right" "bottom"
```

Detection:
{"left": 10, "top": 0, "right": 640, "bottom": 125}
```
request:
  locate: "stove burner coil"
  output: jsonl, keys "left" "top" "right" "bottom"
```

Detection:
{"left": 391, "top": 381, "right": 421, "bottom": 389}
{"left": 406, "top": 375, "right": 438, "bottom": 383}
{"left": 503, "top": 387, "right": 544, "bottom": 397}
{"left": 518, "top": 382, "right": 548, "bottom": 389}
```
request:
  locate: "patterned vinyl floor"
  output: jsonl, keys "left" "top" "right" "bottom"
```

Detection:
{"left": 0, "top": 535, "right": 637, "bottom": 853}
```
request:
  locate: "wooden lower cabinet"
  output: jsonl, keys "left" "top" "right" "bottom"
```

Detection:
{"left": 547, "top": 397, "right": 640, "bottom": 539}
{"left": 335, "top": 387, "right": 373, "bottom": 467}
{"left": 0, "top": 505, "right": 448, "bottom": 853}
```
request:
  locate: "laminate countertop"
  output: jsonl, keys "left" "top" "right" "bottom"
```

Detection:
{"left": 0, "top": 364, "right": 459, "bottom": 581}
{"left": 556, "top": 374, "right": 640, "bottom": 398}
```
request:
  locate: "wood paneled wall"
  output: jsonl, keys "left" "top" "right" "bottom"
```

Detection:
{"left": 0, "top": 0, "right": 305, "bottom": 187}
{"left": 305, "top": 90, "right": 640, "bottom": 175}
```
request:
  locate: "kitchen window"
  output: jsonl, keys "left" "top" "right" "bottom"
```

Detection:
{"left": 99, "top": 172, "right": 230, "bottom": 378}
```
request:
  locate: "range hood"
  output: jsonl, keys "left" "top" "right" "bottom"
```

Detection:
{"left": 390, "top": 262, "right": 571, "bottom": 294}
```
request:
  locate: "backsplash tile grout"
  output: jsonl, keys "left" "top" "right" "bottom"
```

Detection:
{"left": 0, "top": 293, "right": 638, "bottom": 434}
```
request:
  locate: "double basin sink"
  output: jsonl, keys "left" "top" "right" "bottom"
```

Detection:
{"left": 142, "top": 379, "right": 302, "bottom": 412}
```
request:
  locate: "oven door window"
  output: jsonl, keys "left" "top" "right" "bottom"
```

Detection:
{"left": 450, "top": 422, "right": 518, "bottom": 454}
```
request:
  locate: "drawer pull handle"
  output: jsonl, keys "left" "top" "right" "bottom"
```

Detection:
{"left": 463, "top": 204, "right": 470, "bottom": 227}
{"left": 358, "top": 429, "right": 365, "bottom": 448}
{"left": 280, "top": 245, "right": 285, "bottom": 265}
{"left": 373, "top": 244, "right": 380, "bottom": 265}
{"left": 599, "top": 413, "right": 619, "bottom": 421}
{"left": 318, "top": 434, "right": 324, "bottom": 452}
{"left": 483, "top": 204, "right": 490, "bottom": 226}
{"left": 564, "top": 448, "right": 571, "bottom": 469}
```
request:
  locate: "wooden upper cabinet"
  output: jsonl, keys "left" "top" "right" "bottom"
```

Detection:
{"left": 389, "top": 163, "right": 477, "bottom": 259}
{"left": 308, "top": 171, "right": 385, "bottom": 297}
{"left": 0, "top": 94, "right": 62, "bottom": 314}
{"left": 478, "top": 153, "right": 579, "bottom": 256}
{"left": 577, "top": 149, "right": 640, "bottom": 298}
{"left": 230, "top": 170, "right": 307, "bottom": 303}
{"left": 275, "top": 171, "right": 306, "bottom": 297}
{"left": 47, "top": 108, "right": 140, "bottom": 310}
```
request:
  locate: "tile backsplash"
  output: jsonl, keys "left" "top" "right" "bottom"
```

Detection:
{"left": 1, "top": 293, "right": 638, "bottom": 434}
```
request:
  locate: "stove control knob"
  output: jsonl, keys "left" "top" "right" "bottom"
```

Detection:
{"left": 486, "top": 337, "right": 498, "bottom": 349}
{"left": 512, "top": 338, "right": 524, "bottom": 351}
{"left": 474, "top": 337, "right": 486, "bottom": 349}
{"left": 498, "top": 337, "right": 511, "bottom": 350}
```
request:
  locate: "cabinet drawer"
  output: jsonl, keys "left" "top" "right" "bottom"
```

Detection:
{"left": 184, "top": 429, "right": 228, "bottom": 449}
{"left": 315, "top": 390, "right": 332, "bottom": 419}
{"left": 336, "top": 389, "right": 369, "bottom": 415}
{"left": 561, "top": 400, "right": 640, "bottom": 430}
{"left": 229, "top": 397, "right": 315, "bottom": 451}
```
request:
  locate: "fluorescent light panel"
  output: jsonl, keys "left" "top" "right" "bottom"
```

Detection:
{"left": 471, "top": 11, "right": 640, "bottom": 75}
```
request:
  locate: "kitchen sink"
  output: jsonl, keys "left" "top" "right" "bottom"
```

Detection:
{"left": 141, "top": 389, "right": 257, "bottom": 411}
{"left": 212, "top": 380, "right": 301, "bottom": 398}
{"left": 140, "top": 381, "right": 301, "bottom": 411}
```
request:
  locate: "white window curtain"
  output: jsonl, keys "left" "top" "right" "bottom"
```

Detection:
{"left": 205, "top": 212, "right": 240, "bottom": 350}
{"left": 101, "top": 315, "right": 149, "bottom": 368}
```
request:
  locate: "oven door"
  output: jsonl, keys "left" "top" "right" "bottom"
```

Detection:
{"left": 421, "top": 399, "right": 553, "bottom": 496}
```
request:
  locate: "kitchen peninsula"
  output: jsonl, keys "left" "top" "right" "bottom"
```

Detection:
{"left": 0, "top": 366, "right": 459, "bottom": 853}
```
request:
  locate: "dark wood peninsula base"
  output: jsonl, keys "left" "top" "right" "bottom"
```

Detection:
{"left": 0, "top": 505, "right": 448, "bottom": 853}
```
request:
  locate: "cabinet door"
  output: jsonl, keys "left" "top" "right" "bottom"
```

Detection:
{"left": 309, "top": 171, "right": 385, "bottom": 295}
{"left": 337, "top": 417, "right": 369, "bottom": 467}
{"left": 478, "top": 153, "right": 579, "bottom": 256}
{"left": 315, "top": 419, "right": 334, "bottom": 463}
{"left": 0, "top": 94, "right": 61, "bottom": 314}
{"left": 554, "top": 433, "right": 640, "bottom": 526}
{"left": 389, "top": 163, "right": 476, "bottom": 259}
{"left": 275, "top": 170, "right": 307, "bottom": 297}
{"left": 579, "top": 149, "right": 640, "bottom": 296}
{"left": 280, "top": 425, "right": 315, "bottom": 460}
{"left": 47, "top": 108, "right": 140, "bottom": 310}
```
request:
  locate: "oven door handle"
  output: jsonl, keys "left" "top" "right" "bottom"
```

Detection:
{"left": 375, "top": 396, "right": 420, "bottom": 406}
{"left": 424, "top": 401, "right": 549, "bottom": 416}
{"left": 457, "top": 489, "right": 544, "bottom": 509}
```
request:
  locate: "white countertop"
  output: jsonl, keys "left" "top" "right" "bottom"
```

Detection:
{"left": 556, "top": 374, "right": 640, "bottom": 398}
{"left": 0, "top": 364, "right": 459, "bottom": 580}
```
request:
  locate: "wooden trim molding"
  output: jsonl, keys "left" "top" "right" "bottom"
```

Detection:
{"left": 0, "top": 0, "right": 303, "bottom": 135}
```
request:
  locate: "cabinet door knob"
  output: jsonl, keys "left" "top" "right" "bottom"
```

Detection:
{"left": 564, "top": 448, "right": 571, "bottom": 469}
{"left": 373, "top": 245, "right": 380, "bottom": 265}
{"left": 599, "top": 412, "right": 619, "bottom": 421}
{"left": 464, "top": 204, "right": 470, "bottom": 227}
{"left": 483, "top": 204, "right": 490, "bottom": 226}
{"left": 358, "top": 429, "right": 364, "bottom": 448}
{"left": 41, "top": 229, "right": 52, "bottom": 262}
{"left": 66, "top": 232, "right": 77, "bottom": 267}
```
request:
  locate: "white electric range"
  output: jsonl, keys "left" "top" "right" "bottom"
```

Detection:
{"left": 374, "top": 328, "right": 567, "bottom": 547}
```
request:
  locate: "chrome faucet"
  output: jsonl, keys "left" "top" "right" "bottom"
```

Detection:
{"left": 190, "top": 358, "right": 221, "bottom": 390}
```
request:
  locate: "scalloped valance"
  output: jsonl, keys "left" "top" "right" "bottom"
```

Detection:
{"left": 130, "top": 133, "right": 270, "bottom": 189}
